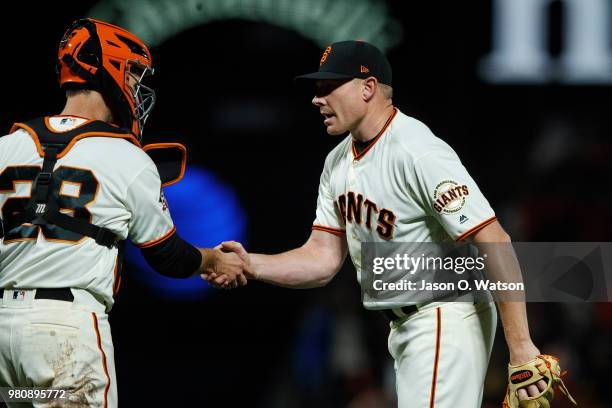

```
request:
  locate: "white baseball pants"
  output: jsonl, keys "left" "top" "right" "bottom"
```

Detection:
{"left": 0, "top": 289, "right": 116, "bottom": 408}
{"left": 388, "top": 300, "right": 497, "bottom": 408}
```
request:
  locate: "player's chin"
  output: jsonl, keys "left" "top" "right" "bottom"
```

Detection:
{"left": 325, "top": 124, "right": 347, "bottom": 136}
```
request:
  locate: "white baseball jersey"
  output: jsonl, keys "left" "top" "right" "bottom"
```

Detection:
{"left": 0, "top": 116, "right": 174, "bottom": 310}
{"left": 313, "top": 108, "right": 496, "bottom": 296}
{"left": 312, "top": 108, "right": 498, "bottom": 408}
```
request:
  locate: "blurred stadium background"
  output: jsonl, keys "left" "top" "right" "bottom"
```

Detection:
{"left": 1, "top": 0, "right": 611, "bottom": 406}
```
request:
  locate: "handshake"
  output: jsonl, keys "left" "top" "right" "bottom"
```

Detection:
{"left": 199, "top": 241, "right": 255, "bottom": 289}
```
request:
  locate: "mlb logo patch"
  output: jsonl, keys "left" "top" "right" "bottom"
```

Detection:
{"left": 12, "top": 290, "right": 26, "bottom": 301}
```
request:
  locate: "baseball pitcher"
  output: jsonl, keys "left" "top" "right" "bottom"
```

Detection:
{"left": 212, "top": 41, "right": 577, "bottom": 408}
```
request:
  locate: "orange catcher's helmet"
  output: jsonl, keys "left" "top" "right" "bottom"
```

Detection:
{"left": 57, "top": 18, "right": 156, "bottom": 139}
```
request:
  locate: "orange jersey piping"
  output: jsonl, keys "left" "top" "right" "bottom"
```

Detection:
{"left": 312, "top": 225, "right": 346, "bottom": 237}
{"left": 92, "top": 313, "right": 110, "bottom": 408}
{"left": 351, "top": 107, "right": 398, "bottom": 161}
{"left": 429, "top": 307, "right": 442, "bottom": 408}
{"left": 455, "top": 216, "right": 497, "bottom": 241}
{"left": 137, "top": 226, "right": 177, "bottom": 249}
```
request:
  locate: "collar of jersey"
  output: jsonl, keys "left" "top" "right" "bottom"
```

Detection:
{"left": 11, "top": 117, "right": 140, "bottom": 159}
{"left": 351, "top": 107, "right": 398, "bottom": 161}
{"left": 45, "top": 116, "right": 95, "bottom": 133}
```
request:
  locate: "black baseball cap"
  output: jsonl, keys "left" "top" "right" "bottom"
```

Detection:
{"left": 295, "top": 40, "right": 392, "bottom": 86}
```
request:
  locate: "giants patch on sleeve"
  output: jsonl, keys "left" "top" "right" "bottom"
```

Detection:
{"left": 432, "top": 180, "right": 469, "bottom": 214}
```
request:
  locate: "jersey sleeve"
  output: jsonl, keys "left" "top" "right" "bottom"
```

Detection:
{"left": 312, "top": 159, "right": 346, "bottom": 237}
{"left": 412, "top": 148, "right": 496, "bottom": 240}
{"left": 125, "top": 160, "right": 176, "bottom": 247}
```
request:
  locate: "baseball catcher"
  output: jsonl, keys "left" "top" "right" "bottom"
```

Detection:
{"left": 0, "top": 18, "right": 247, "bottom": 407}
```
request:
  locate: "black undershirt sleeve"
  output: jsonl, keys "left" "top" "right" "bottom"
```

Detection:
{"left": 140, "top": 232, "right": 202, "bottom": 278}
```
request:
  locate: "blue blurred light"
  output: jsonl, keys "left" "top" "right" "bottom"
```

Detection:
{"left": 125, "top": 166, "right": 247, "bottom": 301}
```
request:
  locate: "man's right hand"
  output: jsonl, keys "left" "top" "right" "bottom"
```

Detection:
{"left": 199, "top": 247, "right": 248, "bottom": 289}
{"left": 221, "top": 241, "right": 256, "bottom": 279}
{"left": 202, "top": 241, "right": 255, "bottom": 289}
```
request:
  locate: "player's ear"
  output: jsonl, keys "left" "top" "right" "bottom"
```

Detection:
{"left": 362, "top": 77, "right": 378, "bottom": 102}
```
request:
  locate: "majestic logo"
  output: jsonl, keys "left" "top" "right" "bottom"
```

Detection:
{"left": 360, "top": 65, "right": 370, "bottom": 73}
{"left": 510, "top": 370, "right": 533, "bottom": 384}
{"left": 432, "top": 180, "right": 469, "bottom": 214}
{"left": 35, "top": 203, "right": 47, "bottom": 214}
{"left": 12, "top": 290, "right": 26, "bottom": 301}
{"left": 459, "top": 214, "right": 468, "bottom": 224}
{"left": 320, "top": 46, "right": 332, "bottom": 66}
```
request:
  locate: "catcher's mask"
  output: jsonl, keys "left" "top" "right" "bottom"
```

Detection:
{"left": 57, "top": 18, "right": 156, "bottom": 140}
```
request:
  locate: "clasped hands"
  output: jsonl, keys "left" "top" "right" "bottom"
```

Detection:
{"left": 200, "top": 241, "right": 253, "bottom": 289}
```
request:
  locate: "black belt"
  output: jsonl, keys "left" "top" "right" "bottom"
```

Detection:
{"left": 381, "top": 304, "right": 418, "bottom": 322}
{"left": 0, "top": 288, "right": 74, "bottom": 302}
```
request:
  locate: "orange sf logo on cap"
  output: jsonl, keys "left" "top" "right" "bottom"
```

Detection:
{"left": 320, "top": 46, "right": 332, "bottom": 66}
